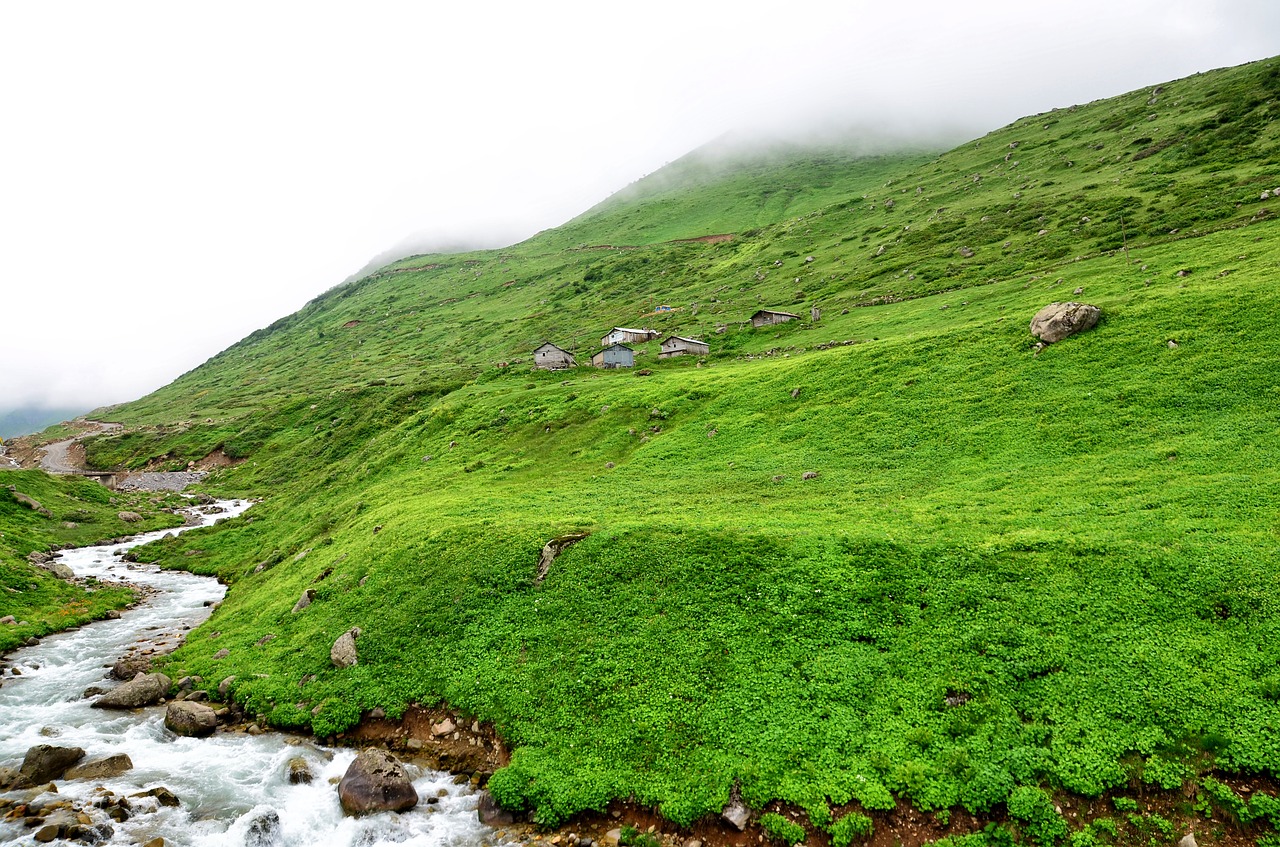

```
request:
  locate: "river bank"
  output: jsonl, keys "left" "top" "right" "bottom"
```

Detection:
{"left": 0, "top": 500, "right": 505, "bottom": 847}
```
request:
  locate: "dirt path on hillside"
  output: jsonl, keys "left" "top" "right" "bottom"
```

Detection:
{"left": 36, "top": 420, "right": 122, "bottom": 474}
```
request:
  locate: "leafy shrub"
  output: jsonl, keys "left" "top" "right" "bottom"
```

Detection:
{"left": 828, "top": 812, "right": 874, "bottom": 847}
{"left": 760, "top": 812, "right": 806, "bottom": 845}
{"left": 1198, "top": 778, "right": 1247, "bottom": 821}
{"left": 1141, "top": 755, "right": 1191, "bottom": 790}
{"left": 1111, "top": 797, "right": 1139, "bottom": 812}
{"left": 1007, "top": 787, "right": 1068, "bottom": 847}
{"left": 1248, "top": 791, "right": 1280, "bottom": 828}
{"left": 807, "top": 803, "right": 832, "bottom": 829}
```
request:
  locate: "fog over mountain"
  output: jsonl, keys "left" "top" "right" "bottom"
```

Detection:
{"left": 2, "top": 1, "right": 1278, "bottom": 416}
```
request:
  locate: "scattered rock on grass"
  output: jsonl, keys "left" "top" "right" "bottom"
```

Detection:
{"left": 1029, "top": 302, "right": 1101, "bottom": 344}
{"left": 331, "top": 628, "right": 361, "bottom": 669}
{"left": 292, "top": 588, "right": 316, "bottom": 613}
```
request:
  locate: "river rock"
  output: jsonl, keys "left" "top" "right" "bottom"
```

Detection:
{"left": 477, "top": 789, "right": 514, "bottom": 825}
{"left": 288, "top": 757, "right": 313, "bottom": 784}
{"left": 64, "top": 753, "right": 134, "bottom": 781}
{"left": 44, "top": 561, "right": 76, "bottom": 581}
{"left": 18, "top": 744, "right": 86, "bottom": 785}
{"left": 331, "top": 627, "right": 361, "bottom": 669}
{"left": 165, "top": 700, "right": 218, "bottom": 737}
{"left": 0, "top": 765, "right": 22, "bottom": 790}
{"left": 91, "top": 672, "right": 172, "bottom": 709}
{"left": 112, "top": 654, "right": 152, "bottom": 680}
{"left": 337, "top": 749, "right": 418, "bottom": 815}
{"left": 245, "top": 809, "right": 281, "bottom": 847}
{"left": 0, "top": 615, "right": 15, "bottom": 625}
{"left": 1029, "top": 301, "right": 1101, "bottom": 343}
{"left": 118, "top": 511, "right": 143, "bottom": 522}
{"left": 132, "top": 786, "right": 181, "bottom": 807}
{"left": 218, "top": 675, "right": 236, "bottom": 698}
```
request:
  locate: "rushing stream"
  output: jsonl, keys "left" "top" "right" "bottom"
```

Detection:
{"left": 0, "top": 500, "right": 497, "bottom": 847}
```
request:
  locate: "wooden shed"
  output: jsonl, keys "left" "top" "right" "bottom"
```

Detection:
{"left": 659, "top": 336, "right": 709, "bottom": 359}
{"left": 591, "top": 343, "right": 635, "bottom": 369}
{"left": 600, "top": 327, "right": 659, "bottom": 347}
{"left": 533, "top": 342, "right": 576, "bottom": 370}
{"left": 750, "top": 309, "right": 801, "bottom": 328}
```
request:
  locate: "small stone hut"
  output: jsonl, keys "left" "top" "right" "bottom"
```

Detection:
{"left": 591, "top": 343, "right": 635, "bottom": 369}
{"left": 533, "top": 342, "right": 576, "bottom": 370}
{"left": 659, "top": 336, "right": 709, "bottom": 359}
{"left": 600, "top": 327, "right": 659, "bottom": 347}
{"left": 751, "top": 309, "right": 800, "bottom": 328}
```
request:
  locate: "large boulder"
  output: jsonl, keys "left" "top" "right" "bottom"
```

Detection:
{"left": 477, "top": 789, "right": 515, "bottom": 825}
{"left": 64, "top": 753, "right": 134, "bottom": 781}
{"left": 337, "top": 749, "right": 418, "bottom": 816}
{"left": 19, "top": 744, "right": 85, "bottom": 785}
{"left": 1029, "top": 301, "right": 1101, "bottom": 343}
{"left": 112, "top": 654, "right": 152, "bottom": 680}
{"left": 165, "top": 700, "right": 218, "bottom": 737}
{"left": 42, "top": 561, "right": 76, "bottom": 581}
{"left": 91, "top": 672, "right": 172, "bottom": 709}
{"left": 331, "top": 627, "right": 361, "bottom": 669}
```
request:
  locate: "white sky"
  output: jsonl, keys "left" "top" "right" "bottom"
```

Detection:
{"left": 2, "top": 1, "right": 1278, "bottom": 414}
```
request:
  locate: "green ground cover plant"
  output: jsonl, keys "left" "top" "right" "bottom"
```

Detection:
{"left": 16, "top": 55, "right": 1280, "bottom": 844}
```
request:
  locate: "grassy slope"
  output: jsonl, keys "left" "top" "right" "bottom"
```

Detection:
{"left": 539, "top": 137, "right": 937, "bottom": 248}
{"left": 73, "top": 57, "right": 1280, "bottom": 839}
{"left": 0, "top": 471, "right": 186, "bottom": 651}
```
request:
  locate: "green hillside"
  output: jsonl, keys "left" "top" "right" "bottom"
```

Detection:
{"left": 36, "top": 56, "right": 1280, "bottom": 843}
{"left": 539, "top": 135, "right": 936, "bottom": 249}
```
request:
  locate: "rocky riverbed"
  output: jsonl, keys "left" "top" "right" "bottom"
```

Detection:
{"left": 0, "top": 500, "right": 504, "bottom": 847}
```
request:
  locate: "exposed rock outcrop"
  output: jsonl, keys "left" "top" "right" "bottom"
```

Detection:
{"left": 535, "top": 533, "right": 589, "bottom": 584}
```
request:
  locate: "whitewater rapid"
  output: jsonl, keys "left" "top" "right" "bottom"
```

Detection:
{"left": 0, "top": 500, "right": 499, "bottom": 847}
